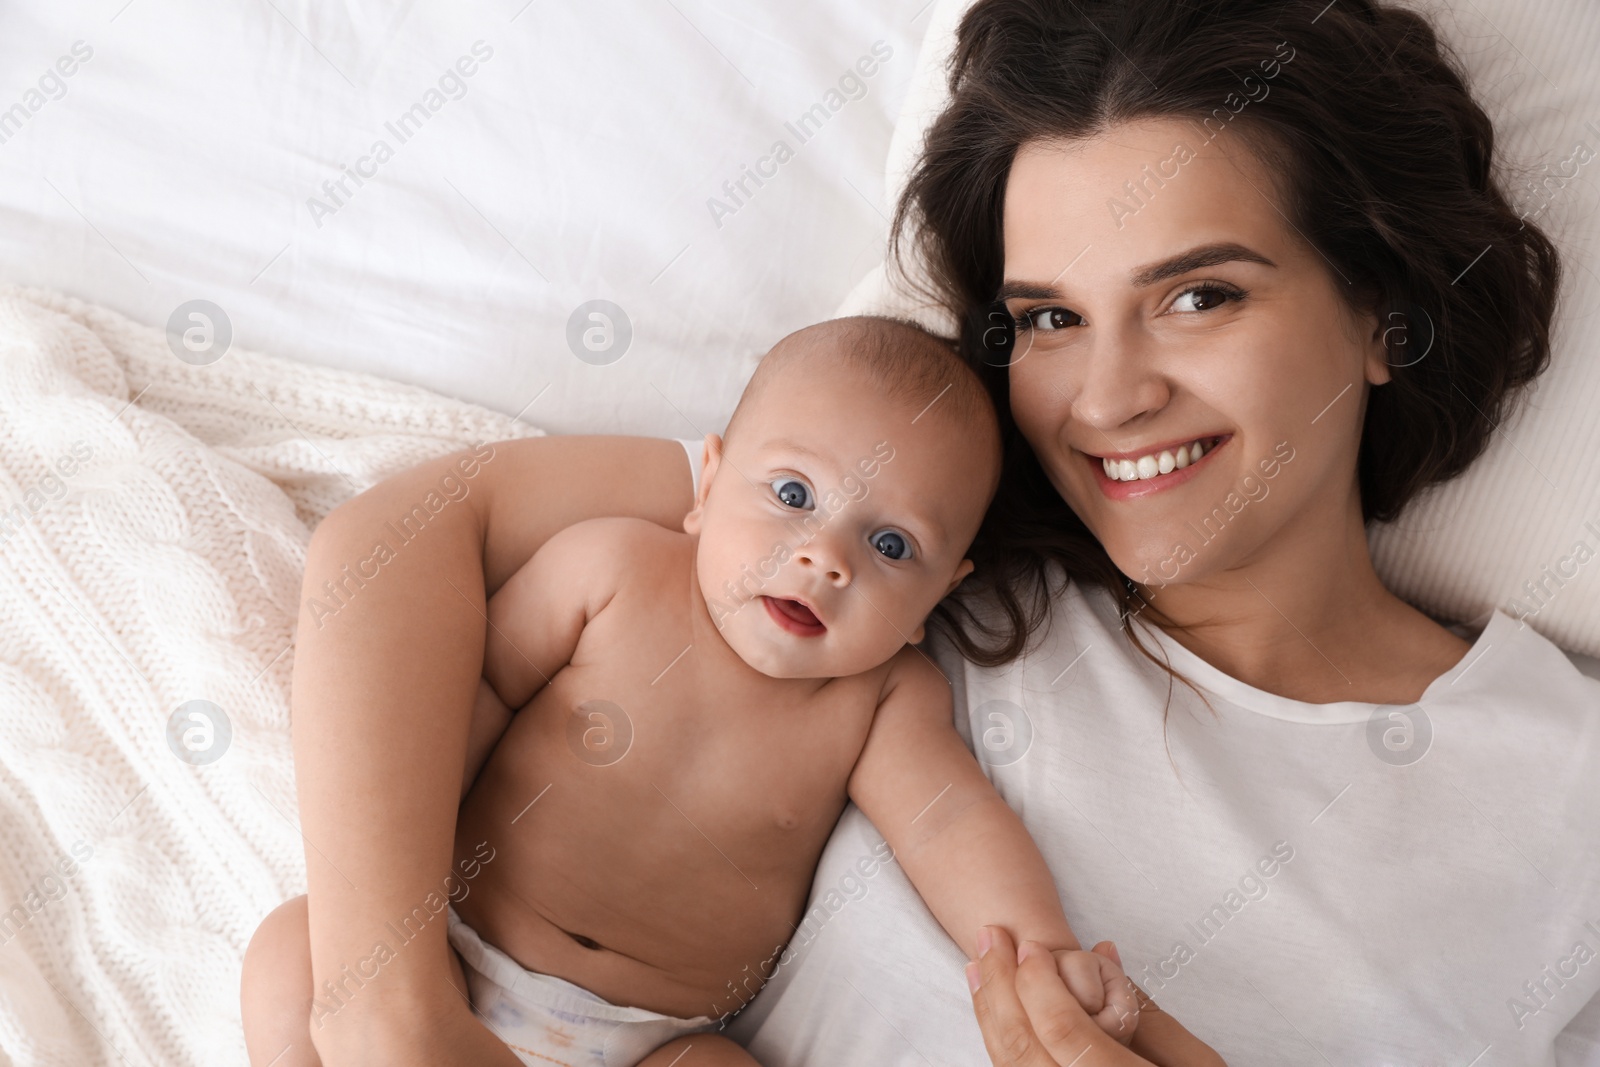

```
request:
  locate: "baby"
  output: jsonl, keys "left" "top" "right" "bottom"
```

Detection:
{"left": 396, "top": 318, "right": 1132, "bottom": 1064}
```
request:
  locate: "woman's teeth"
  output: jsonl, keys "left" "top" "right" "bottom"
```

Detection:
{"left": 1101, "top": 438, "right": 1216, "bottom": 482}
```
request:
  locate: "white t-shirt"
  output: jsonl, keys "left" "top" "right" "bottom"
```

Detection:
{"left": 687, "top": 476, "right": 1600, "bottom": 1066}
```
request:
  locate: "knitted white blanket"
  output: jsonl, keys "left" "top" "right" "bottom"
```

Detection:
{"left": 0, "top": 287, "right": 540, "bottom": 1067}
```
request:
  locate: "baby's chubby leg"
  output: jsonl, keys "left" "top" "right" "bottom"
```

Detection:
{"left": 240, "top": 686, "right": 505, "bottom": 1062}
{"left": 240, "top": 894, "right": 471, "bottom": 1066}
{"left": 638, "top": 1033, "right": 763, "bottom": 1066}
{"left": 240, "top": 895, "right": 321, "bottom": 1067}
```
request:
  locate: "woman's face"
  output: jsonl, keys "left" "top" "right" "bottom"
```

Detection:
{"left": 1000, "top": 119, "right": 1392, "bottom": 588}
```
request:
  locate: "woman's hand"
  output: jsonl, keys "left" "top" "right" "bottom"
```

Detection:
{"left": 967, "top": 926, "right": 1226, "bottom": 1067}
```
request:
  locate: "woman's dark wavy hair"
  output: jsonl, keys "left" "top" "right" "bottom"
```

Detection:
{"left": 912, "top": 0, "right": 1561, "bottom": 669}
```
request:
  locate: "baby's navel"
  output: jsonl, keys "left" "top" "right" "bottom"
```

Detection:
{"left": 566, "top": 930, "right": 602, "bottom": 950}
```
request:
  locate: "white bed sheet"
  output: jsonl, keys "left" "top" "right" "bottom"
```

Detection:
{"left": 0, "top": 0, "right": 926, "bottom": 438}
{"left": 0, "top": 7, "right": 1597, "bottom": 1067}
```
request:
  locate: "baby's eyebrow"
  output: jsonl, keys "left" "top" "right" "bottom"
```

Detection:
{"left": 767, "top": 439, "right": 826, "bottom": 466}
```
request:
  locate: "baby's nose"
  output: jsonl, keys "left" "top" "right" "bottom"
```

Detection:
{"left": 795, "top": 545, "right": 850, "bottom": 585}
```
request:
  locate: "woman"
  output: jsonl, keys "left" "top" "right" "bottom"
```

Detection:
{"left": 723, "top": 2, "right": 1599, "bottom": 1062}
{"left": 251, "top": 0, "right": 1600, "bottom": 1064}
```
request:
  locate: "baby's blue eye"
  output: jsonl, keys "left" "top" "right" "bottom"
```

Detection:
{"left": 871, "top": 530, "right": 911, "bottom": 561}
{"left": 771, "top": 478, "right": 813, "bottom": 510}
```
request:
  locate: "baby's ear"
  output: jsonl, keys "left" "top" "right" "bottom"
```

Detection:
{"left": 944, "top": 558, "right": 976, "bottom": 597}
{"left": 912, "top": 559, "right": 977, "bottom": 643}
{"left": 682, "top": 433, "right": 723, "bottom": 535}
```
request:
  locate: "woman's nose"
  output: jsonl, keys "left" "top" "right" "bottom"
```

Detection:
{"left": 1069, "top": 326, "right": 1171, "bottom": 434}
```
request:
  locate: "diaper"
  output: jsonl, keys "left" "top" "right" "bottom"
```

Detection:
{"left": 446, "top": 907, "right": 719, "bottom": 1067}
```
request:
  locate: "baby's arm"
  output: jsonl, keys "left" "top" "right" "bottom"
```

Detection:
{"left": 847, "top": 650, "right": 1138, "bottom": 1038}
{"left": 455, "top": 518, "right": 639, "bottom": 795}
{"left": 480, "top": 517, "right": 631, "bottom": 709}
{"left": 461, "top": 678, "right": 514, "bottom": 800}
{"left": 456, "top": 519, "right": 631, "bottom": 795}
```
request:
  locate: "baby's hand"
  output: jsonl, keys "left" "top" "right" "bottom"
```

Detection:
{"left": 1037, "top": 943, "right": 1140, "bottom": 1042}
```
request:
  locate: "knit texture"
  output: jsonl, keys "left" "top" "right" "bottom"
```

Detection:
{"left": 0, "top": 286, "right": 541, "bottom": 1067}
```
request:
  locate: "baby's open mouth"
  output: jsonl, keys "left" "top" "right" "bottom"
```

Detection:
{"left": 763, "top": 596, "right": 826, "bottom": 636}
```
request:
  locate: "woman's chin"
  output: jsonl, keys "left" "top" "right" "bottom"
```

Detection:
{"left": 1107, "top": 541, "right": 1203, "bottom": 589}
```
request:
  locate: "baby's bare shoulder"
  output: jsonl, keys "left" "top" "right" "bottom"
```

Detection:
{"left": 493, "top": 517, "right": 688, "bottom": 617}
{"left": 876, "top": 645, "right": 954, "bottom": 717}
{"left": 559, "top": 516, "right": 689, "bottom": 588}
{"left": 544, "top": 516, "right": 688, "bottom": 568}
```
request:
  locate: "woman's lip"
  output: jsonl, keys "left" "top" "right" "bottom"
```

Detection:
{"left": 762, "top": 596, "right": 827, "bottom": 637}
{"left": 1087, "top": 434, "right": 1232, "bottom": 500}
{"left": 1088, "top": 433, "right": 1229, "bottom": 462}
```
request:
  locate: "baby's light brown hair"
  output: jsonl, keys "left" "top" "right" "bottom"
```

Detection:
{"left": 726, "top": 316, "right": 1001, "bottom": 490}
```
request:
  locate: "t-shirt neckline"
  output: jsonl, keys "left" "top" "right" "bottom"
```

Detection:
{"left": 1130, "top": 606, "right": 1509, "bottom": 724}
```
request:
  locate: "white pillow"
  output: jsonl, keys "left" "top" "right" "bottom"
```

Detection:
{"left": 839, "top": 0, "right": 1600, "bottom": 662}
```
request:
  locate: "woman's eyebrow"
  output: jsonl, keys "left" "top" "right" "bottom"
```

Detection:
{"left": 994, "top": 280, "right": 1060, "bottom": 302}
{"left": 994, "top": 242, "right": 1274, "bottom": 302}
{"left": 1130, "top": 242, "right": 1276, "bottom": 287}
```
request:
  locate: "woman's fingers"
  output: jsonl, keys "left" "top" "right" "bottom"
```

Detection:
{"left": 1126, "top": 996, "right": 1227, "bottom": 1067}
{"left": 1049, "top": 946, "right": 1139, "bottom": 1041}
{"left": 1119, "top": 981, "right": 1228, "bottom": 1067}
{"left": 1083, "top": 942, "right": 1225, "bottom": 1065}
{"left": 969, "top": 925, "right": 1072, "bottom": 1066}
{"left": 968, "top": 927, "right": 1215, "bottom": 1067}
{"left": 1013, "top": 941, "right": 1128, "bottom": 1064}
{"left": 1052, "top": 950, "right": 1107, "bottom": 1014}
{"left": 1077, "top": 948, "right": 1140, "bottom": 1042}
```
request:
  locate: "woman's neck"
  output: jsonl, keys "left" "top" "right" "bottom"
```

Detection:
{"left": 1131, "top": 482, "right": 1472, "bottom": 705}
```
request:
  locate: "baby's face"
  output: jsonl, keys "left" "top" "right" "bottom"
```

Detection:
{"left": 684, "top": 357, "right": 996, "bottom": 680}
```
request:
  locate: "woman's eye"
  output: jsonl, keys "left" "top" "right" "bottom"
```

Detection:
{"left": 771, "top": 478, "right": 813, "bottom": 510}
{"left": 1019, "top": 306, "right": 1084, "bottom": 332}
{"left": 1170, "top": 285, "right": 1241, "bottom": 313}
{"left": 870, "top": 530, "right": 912, "bottom": 561}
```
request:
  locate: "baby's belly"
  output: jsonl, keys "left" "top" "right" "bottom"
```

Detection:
{"left": 449, "top": 694, "right": 844, "bottom": 1021}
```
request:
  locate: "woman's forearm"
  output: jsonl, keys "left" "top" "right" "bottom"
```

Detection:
{"left": 290, "top": 435, "right": 695, "bottom": 1063}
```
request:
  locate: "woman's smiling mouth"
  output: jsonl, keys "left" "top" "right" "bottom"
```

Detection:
{"left": 1086, "top": 434, "right": 1232, "bottom": 500}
